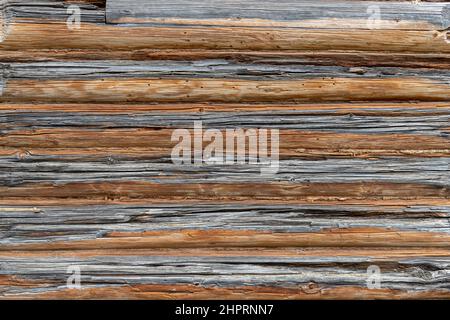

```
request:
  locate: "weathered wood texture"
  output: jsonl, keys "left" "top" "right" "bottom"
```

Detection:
{"left": 0, "top": 0, "right": 449, "bottom": 300}
{"left": 106, "top": 0, "right": 450, "bottom": 30}
{"left": 1, "top": 0, "right": 450, "bottom": 53}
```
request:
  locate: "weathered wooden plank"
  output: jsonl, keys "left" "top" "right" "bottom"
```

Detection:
{"left": 2, "top": 283, "right": 450, "bottom": 299}
{"left": 0, "top": 158, "right": 448, "bottom": 185}
{"left": 1, "top": 78, "right": 449, "bottom": 103}
{"left": 106, "top": 0, "right": 450, "bottom": 31}
{"left": 5, "top": 60, "right": 450, "bottom": 80}
{"left": 2, "top": 127, "right": 449, "bottom": 157}
{"left": 1, "top": 0, "right": 105, "bottom": 23}
{"left": 1, "top": 102, "right": 449, "bottom": 135}
{"left": 0, "top": 181, "right": 448, "bottom": 206}
{"left": 4, "top": 227, "right": 450, "bottom": 249}
{"left": 1, "top": 204, "right": 450, "bottom": 240}
{"left": 1, "top": 101, "right": 449, "bottom": 112}
{"left": 2, "top": 22, "right": 449, "bottom": 53}
{"left": 1, "top": 1, "right": 449, "bottom": 55}
{"left": 3, "top": 247, "right": 450, "bottom": 259}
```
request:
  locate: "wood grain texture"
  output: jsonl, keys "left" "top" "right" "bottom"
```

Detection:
{"left": 0, "top": 0, "right": 450, "bottom": 300}
{"left": 3, "top": 22, "right": 450, "bottom": 53}
{"left": 106, "top": 0, "right": 450, "bottom": 30}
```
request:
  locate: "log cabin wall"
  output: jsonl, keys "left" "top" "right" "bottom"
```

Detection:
{"left": 0, "top": 0, "right": 449, "bottom": 299}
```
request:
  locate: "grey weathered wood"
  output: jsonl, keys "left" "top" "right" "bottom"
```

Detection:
{"left": 106, "top": 0, "right": 450, "bottom": 30}
{"left": 1, "top": 205, "right": 450, "bottom": 244}
{"left": 1, "top": 0, "right": 105, "bottom": 23}
{"left": 1, "top": 108, "right": 449, "bottom": 135}
{"left": 4, "top": 60, "right": 450, "bottom": 81}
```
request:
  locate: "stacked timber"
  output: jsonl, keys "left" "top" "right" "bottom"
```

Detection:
{"left": 0, "top": 0, "right": 449, "bottom": 299}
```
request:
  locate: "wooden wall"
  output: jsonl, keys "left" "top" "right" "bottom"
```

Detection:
{"left": 0, "top": 0, "right": 449, "bottom": 299}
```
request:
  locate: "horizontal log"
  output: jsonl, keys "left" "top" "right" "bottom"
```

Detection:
{"left": 2, "top": 283, "right": 450, "bottom": 300}
{"left": 0, "top": 181, "right": 448, "bottom": 205}
{"left": 0, "top": 158, "right": 448, "bottom": 186}
{"left": 1, "top": 128, "right": 449, "bottom": 157}
{"left": 1, "top": 102, "right": 449, "bottom": 136}
{"left": 3, "top": 247, "right": 450, "bottom": 259}
{"left": 106, "top": 0, "right": 450, "bottom": 31}
{"left": 1, "top": 21, "right": 450, "bottom": 53}
{"left": 1, "top": 101, "right": 450, "bottom": 113}
{"left": 1, "top": 78, "right": 450, "bottom": 103}
{"left": 0, "top": 1, "right": 449, "bottom": 55}
{"left": 3, "top": 227, "right": 450, "bottom": 249}
{"left": 2, "top": 101, "right": 450, "bottom": 112}
{"left": 2, "top": 50, "right": 450, "bottom": 70}
{"left": 5, "top": 60, "right": 450, "bottom": 80}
